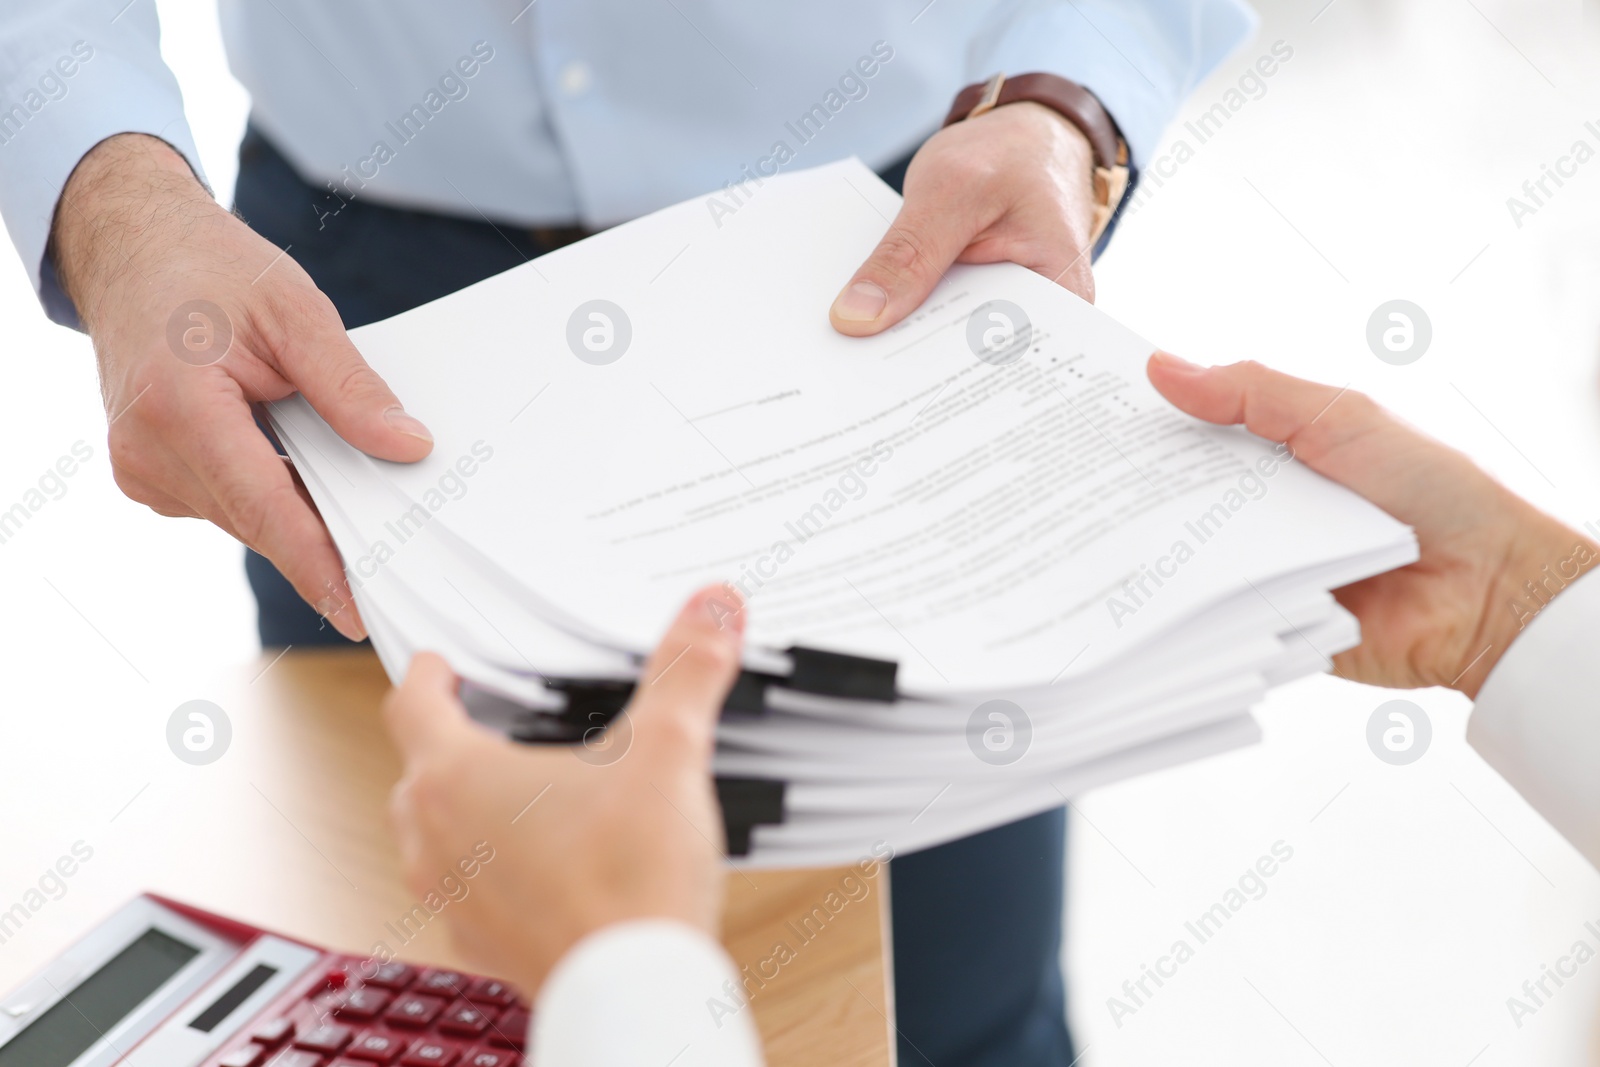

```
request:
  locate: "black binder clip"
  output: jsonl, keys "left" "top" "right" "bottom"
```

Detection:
{"left": 509, "top": 679, "right": 633, "bottom": 744}
{"left": 782, "top": 646, "right": 898, "bottom": 702}
{"left": 716, "top": 777, "right": 787, "bottom": 856}
{"left": 506, "top": 647, "right": 896, "bottom": 749}
{"left": 531, "top": 670, "right": 776, "bottom": 729}
{"left": 723, "top": 670, "right": 774, "bottom": 716}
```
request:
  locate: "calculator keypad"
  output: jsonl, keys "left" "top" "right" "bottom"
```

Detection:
{"left": 267, "top": 1052, "right": 325, "bottom": 1067}
{"left": 293, "top": 1024, "right": 353, "bottom": 1054}
{"left": 345, "top": 1029, "right": 406, "bottom": 1061}
{"left": 399, "top": 1037, "right": 459, "bottom": 1065}
{"left": 252, "top": 1018, "right": 295, "bottom": 1047}
{"left": 363, "top": 963, "right": 419, "bottom": 989}
{"left": 384, "top": 993, "right": 447, "bottom": 1028}
{"left": 437, "top": 1001, "right": 491, "bottom": 1038}
{"left": 487, "top": 1009, "right": 528, "bottom": 1048}
{"left": 419, "top": 972, "right": 473, "bottom": 1001}
{"left": 217, "top": 1046, "right": 266, "bottom": 1067}
{"left": 330, "top": 987, "right": 392, "bottom": 1022}
{"left": 465, "top": 980, "right": 515, "bottom": 1008}
{"left": 458, "top": 1050, "right": 517, "bottom": 1067}
{"left": 206, "top": 955, "right": 528, "bottom": 1067}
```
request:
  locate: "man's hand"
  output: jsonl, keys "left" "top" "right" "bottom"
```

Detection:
{"left": 1148, "top": 353, "right": 1598, "bottom": 697}
{"left": 830, "top": 101, "right": 1098, "bottom": 335}
{"left": 383, "top": 585, "right": 743, "bottom": 995}
{"left": 51, "top": 133, "right": 435, "bottom": 639}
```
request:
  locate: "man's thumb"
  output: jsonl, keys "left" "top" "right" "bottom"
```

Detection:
{"left": 276, "top": 306, "right": 434, "bottom": 463}
{"left": 625, "top": 586, "right": 746, "bottom": 762}
{"left": 830, "top": 204, "right": 969, "bottom": 337}
{"left": 383, "top": 651, "right": 470, "bottom": 760}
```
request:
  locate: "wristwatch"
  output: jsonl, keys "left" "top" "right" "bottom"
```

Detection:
{"left": 943, "top": 72, "right": 1131, "bottom": 246}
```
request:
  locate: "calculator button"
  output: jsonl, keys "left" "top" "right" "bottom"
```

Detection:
{"left": 362, "top": 963, "right": 419, "bottom": 990}
{"left": 486, "top": 1008, "right": 528, "bottom": 1048}
{"left": 331, "top": 987, "right": 392, "bottom": 1021}
{"left": 344, "top": 1029, "right": 406, "bottom": 1062}
{"left": 415, "top": 970, "right": 469, "bottom": 998}
{"left": 294, "top": 1024, "right": 353, "bottom": 1054}
{"left": 399, "top": 1037, "right": 461, "bottom": 1066}
{"left": 383, "top": 992, "right": 446, "bottom": 1028}
{"left": 253, "top": 1018, "right": 296, "bottom": 1046}
{"left": 436, "top": 1001, "right": 491, "bottom": 1038}
{"left": 267, "top": 1051, "right": 325, "bottom": 1067}
{"left": 464, "top": 979, "right": 516, "bottom": 1008}
{"left": 459, "top": 1050, "right": 518, "bottom": 1067}
{"left": 218, "top": 1046, "right": 266, "bottom": 1067}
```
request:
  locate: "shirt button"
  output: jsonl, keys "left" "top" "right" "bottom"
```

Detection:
{"left": 559, "top": 60, "right": 592, "bottom": 96}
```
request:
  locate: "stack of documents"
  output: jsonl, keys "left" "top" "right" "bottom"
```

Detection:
{"left": 270, "top": 159, "right": 1417, "bottom": 868}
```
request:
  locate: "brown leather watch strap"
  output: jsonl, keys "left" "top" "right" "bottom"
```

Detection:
{"left": 943, "top": 72, "right": 1131, "bottom": 245}
{"left": 943, "top": 72, "right": 1125, "bottom": 172}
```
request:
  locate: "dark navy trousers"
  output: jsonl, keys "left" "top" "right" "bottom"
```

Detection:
{"left": 234, "top": 125, "right": 1074, "bottom": 1066}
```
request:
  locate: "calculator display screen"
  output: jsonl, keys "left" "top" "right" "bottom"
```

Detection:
{"left": 187, "top": 963, "right": 278, "bottom": 1033}
{"left": 0, "top": 927, "right": 199, "bottom": 1067}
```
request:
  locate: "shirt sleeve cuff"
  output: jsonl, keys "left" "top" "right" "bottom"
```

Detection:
{"left": 964, "top": 0, "right": 1258, "bottom": 171}
{"left": 0, "top": 13, "right": 205, "bottom": 327}
{"left": 533, "top": 919, "right": 766, "bottom": 1067}
{"left": 1469, "top": 567, "right": 1600, "bottom": 869}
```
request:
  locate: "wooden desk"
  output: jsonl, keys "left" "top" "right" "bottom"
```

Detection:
{"left": 0, "top": 648, "right": 892, "bottom": 1067}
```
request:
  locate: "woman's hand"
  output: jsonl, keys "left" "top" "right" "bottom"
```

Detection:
{"left": 1148, "top": 353, "right": 1597, "bottom": 697}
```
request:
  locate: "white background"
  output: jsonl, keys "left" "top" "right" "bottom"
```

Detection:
{"left": 1, "top": 1, "right": 1598, "bottom": 1064}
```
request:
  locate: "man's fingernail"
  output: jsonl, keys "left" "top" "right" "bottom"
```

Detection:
{"left": 832, "top": 281, "right": 887, "bottom": 322}
{"left": 384, "top": 405, "right": 433, "bottom": 443}
{"left": 1152, "top": 351, "right": 1203, "bottom": 375}
{"left": 318, "top": 596, "right": 368, "bottom": 642}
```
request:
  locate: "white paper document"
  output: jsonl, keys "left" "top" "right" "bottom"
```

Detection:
{"left": 270, "top": 158, "right": 1417, "bottom": 867}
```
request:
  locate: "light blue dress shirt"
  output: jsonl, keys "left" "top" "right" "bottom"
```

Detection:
{"left": 0, "top": 0, "right": 1255, "bottom": 325}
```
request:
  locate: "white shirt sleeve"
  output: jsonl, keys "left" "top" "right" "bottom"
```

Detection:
{"left": 0, "top": 0, "right": 206, "bottom": 326}
{"left": 1469, "top": 568, "right": 1600, "bottom": 870}
{"left": 532, "top": 919, "right": 766, "bottom": 1067}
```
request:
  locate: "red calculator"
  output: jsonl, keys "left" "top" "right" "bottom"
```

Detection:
{"left": 0, "top": 896, "right": 529, "bottom": 1067}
